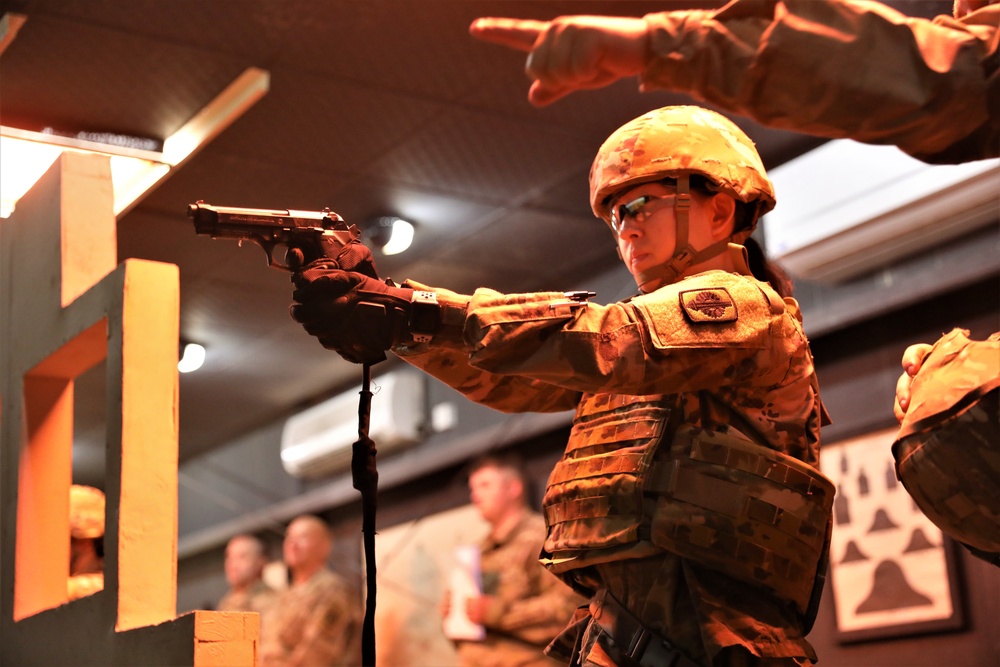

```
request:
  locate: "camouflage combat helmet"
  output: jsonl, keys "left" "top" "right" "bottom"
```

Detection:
{"left": 590, "top": 105, "right": 776, "bottom": 289}
{"left": 892, "top": 329, "right": 1000, "bottom": 561}
{"left": 70, "top": 484, "right": 105, "bottom": 539}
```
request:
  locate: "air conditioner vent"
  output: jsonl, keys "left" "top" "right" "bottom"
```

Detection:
{"left": 280, "top": 370, "right": 425, "bottom": 478}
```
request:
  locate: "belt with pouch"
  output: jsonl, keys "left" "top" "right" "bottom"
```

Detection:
{"left": 589, "top": 588, "right": 701, "bottom": 667}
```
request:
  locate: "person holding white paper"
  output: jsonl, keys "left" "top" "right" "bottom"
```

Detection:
{"left": 444, "top": 454, "right": 584, "bottom": 667}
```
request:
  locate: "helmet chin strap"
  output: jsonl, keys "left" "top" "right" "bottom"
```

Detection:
{"left": 633, "top": 175, "right": 734, "bottom": 293}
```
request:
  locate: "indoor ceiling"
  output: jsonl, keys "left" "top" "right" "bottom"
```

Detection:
{"left": 0, "top": 0, "right": 954, "bottom": 483}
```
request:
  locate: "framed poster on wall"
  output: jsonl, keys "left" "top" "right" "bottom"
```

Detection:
{"left": 819, "top": 427, "right": 965, "bottom": 643}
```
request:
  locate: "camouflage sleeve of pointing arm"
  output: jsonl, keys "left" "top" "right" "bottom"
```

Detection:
{"left": 452, "top": 271, "right": 799, "bottom": 396}
{"left": 641, "top": 1, "right": 999, "bottom": 163}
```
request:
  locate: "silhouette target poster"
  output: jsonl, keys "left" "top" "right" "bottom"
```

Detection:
{"left": 821, "top": 427, "right": 964, "bottom": 642}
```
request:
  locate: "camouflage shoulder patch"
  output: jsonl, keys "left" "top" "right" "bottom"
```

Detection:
{"left": 679, "top": 288, "right": 737, "bottom": 323}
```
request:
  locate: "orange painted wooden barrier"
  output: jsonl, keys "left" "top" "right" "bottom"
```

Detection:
{"left": 0, "top": 152, "right": 257, "bottom": 665}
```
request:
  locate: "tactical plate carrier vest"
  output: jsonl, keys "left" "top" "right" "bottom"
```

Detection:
{"left": 542, "top": 392, "right": 834, "bottom": 620}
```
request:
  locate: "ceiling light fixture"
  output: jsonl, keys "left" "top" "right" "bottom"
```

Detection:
{"left": 177, "top": 342, "right": 206, "bottom": 374}
{"left": 366, "top": 215, "right": 415, "bottom": 256}
{"left": 0, "top": 67, "right": 269, "bottom": 220}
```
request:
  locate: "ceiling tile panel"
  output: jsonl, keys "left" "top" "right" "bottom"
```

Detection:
{"left": 1, "top": 13, "right": 248, "bottom": 137}
{"left": 368, "top": 109, "right": 598, "bottom": 202}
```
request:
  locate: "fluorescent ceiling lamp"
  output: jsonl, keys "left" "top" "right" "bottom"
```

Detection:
{"left": 0, "top": 67, "right": 269, "bottom": 220}
{"left": 177, "top": 343, "right": 207, "bottom": 373}
{"left": 763, "top": 139, "right": 1000, "bottom": 282}
{"left": 381, "top": 218, "right": 415, "bottom": 255}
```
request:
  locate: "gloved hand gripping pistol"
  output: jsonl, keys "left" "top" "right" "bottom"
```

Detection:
{"left": 187, "top": 201, "right": 377, "bottom": 276}
{"left": 189, "top": 201, "right": 439, "bottom": 370}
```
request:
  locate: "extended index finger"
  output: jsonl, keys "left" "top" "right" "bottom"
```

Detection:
{"left": 469, "top": 17, "right": 547, "bottom": 52}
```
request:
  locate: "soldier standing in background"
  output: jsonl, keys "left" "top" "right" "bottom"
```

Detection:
{"left": 217, "top": 534, "right": 278, "bottom": 615}
{"left": 445, "top": 454, "right": 585, "bottom": 667}
{"left": 289, "top": 104, "right": 834, "bottom": 666}
{"left": 68, "top": 484, "right": 105, "bottom": 601}
{"left": 259, "top": 514, "right": 359, "bottom": 667}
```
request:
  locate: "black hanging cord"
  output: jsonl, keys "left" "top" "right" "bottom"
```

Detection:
{"left": 352, "top": 363, "right": 379, "bottom": 666}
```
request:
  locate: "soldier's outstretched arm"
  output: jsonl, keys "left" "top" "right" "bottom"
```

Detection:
{"left": 471, "top": 2, "right": 999, "bottom": 163}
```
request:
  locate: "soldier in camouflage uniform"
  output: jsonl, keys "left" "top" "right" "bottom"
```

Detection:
{"left": 68, "top": 484, "right": 105, "bottom": 601}
{"left": 259, "top": 515, "right": 360, "bottom": 667}
{"left": 893, "top": 329, "right": 1000, "bottom": 565}
{"left": 446, "top": 454, "right": 585, "bottom": 667}
{"left": 473, "top": 0, "right": 1000, "bottom": 569}
{"left": 289, "top": 105, "right": 834, "bottom": 666}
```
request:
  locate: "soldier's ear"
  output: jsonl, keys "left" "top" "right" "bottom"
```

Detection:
{"left": 508, "top": 476, "right": 525, "bottom": 502}
{"left": 707, "top": 193, "right": 737, "bottom": 241}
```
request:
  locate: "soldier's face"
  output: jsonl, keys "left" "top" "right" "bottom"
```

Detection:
{"left": 469, "top": 466, "right": 519, "bottom": 526}
{"left": 611, "top": 182, "right": 724, "bottom": 287}
{"left": 225, "top": 537, "right": 264, "bottom": 588}
{"left": 283, "top": 518, "right": 331, "bottom": 572}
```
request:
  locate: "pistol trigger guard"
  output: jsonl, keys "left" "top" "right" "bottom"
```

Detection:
{"left": 256, "top": 238, "right": 294, "bottom": 272}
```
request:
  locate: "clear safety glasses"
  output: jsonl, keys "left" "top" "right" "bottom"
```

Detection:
{"left": 609, "top": 192, "right": 676, "bottom": 236}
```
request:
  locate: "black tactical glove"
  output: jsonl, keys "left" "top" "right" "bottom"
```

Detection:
{"left": 291, "top": 264, "right": 436, "bottom": 364}
{"left": 332, "top": 240, "right": 380, "bottom": 279}
{"left": 287, "top": 238, "right": 380, "bottom": 279}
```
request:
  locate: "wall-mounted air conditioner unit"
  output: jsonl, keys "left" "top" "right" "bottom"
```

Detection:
{"left": 762, "top": 139, "right": 999, "bottom": 282}
{"left": 280, "top": 369, "right": 426, "bottom": 479}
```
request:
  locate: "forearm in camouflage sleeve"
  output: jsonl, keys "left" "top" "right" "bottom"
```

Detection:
{"left": 397, "top": 343, "right": 582, "bottom": 413}
{"left": 395, "top": 282, "right": 582, "bottom": 413}
{"left": 641, "top": 0, "right": 998, "bottom": 163}
{"left": 483, "top": 528, "right": 583, "bottom": 645}
{"left": 461, "top": 273, "right": 794, "bottom": 397}
{"left": 489, "top": 569, "right": 583, "bottom": 645}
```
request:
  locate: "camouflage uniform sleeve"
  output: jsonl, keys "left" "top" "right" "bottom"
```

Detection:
{"left": 396, "top": 282, "right": 583, "bottom": 414}
{"left": 449, "top": 272, "right": 796, "bottom": 397}
{"left": 398, "top": 274, "right": 818, "bottom": 461}
{"left": 640, "top": 0, "right": 999, "bottom": 163}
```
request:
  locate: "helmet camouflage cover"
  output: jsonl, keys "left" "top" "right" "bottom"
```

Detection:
{"left": 589, "top": 105, "right": 776, "bottom": 235}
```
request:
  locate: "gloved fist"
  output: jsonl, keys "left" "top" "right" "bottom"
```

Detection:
{"left": 286, "top": 239, "right": 379, "bottom": 278}
{"left": 334, "top": 240, "right": 379, "bottom": 279}
{"left": 290, "top": 263, "right": 416, "bottom": 364}
{"left": 292, "top": 259, "right": 365, "bottom": 303}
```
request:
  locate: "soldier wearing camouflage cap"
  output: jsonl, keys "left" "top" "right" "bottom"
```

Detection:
{"left": 290, "top": 105, "right": 833, "bottom": 666}
{"left": 69, "top": 484, "right": 105, "bottom": 600}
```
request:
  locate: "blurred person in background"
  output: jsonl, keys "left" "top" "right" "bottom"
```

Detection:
{"left": 68, "top": 484, "right": 105, "bottom": 601}
{"left": 217, "top": 533, "right": 278, "bottom": 615}
{"left": 259, "top": 514, "right": 359, "bottom": 667}
{"left": 444, "top": 453, "right": 585, "bottom": 667}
